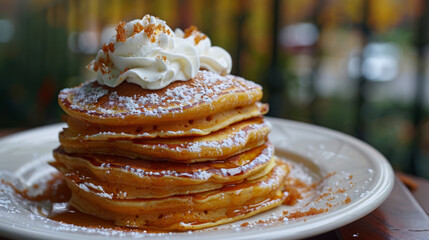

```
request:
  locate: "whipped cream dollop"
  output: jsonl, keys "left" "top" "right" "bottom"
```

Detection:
{"left": 87, "top": 15, "right": 232, "bottom": 89}
{"left": 175, "top": 27, "right": 232, "bottom": 76}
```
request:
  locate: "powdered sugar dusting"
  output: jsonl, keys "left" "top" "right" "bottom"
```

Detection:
{"left": 258, "top": 165, "right": 285, "bottom": 188}
{"left": 59, "top": 70, "right": 261, "bottom": 119}
{"left": 60, "top": 84, "right": 108, "bottom": 110}
{"left": 0, "top": 171, "right": 181, "bottom": 238}
{"left": 78, "top": 182, "right": 114, "bottom": 199}
{"left": 116, "top": 144, "right": 274, "bottom": 181}
{"left": 155, "top": 121, "right": 270, "bottom": 155}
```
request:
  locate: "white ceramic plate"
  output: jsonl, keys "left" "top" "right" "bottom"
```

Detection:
{"left": 0, "top": 117, "right": 394, "bottom": 240}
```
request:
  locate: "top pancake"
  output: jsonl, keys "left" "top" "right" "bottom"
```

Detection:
{"left": 59, "top": 70, "right": 263, "bottom": 126}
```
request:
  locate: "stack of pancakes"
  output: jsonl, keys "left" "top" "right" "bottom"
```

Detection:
{"left": 52, "top": 70, "right": 290, "bottom": 230}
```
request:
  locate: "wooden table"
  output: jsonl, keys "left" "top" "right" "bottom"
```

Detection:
{"left": 1, "top": 129, "right": 428, "bottom": 239}
{"left": 308, "top": 173, "right": 429, "bottom": 239}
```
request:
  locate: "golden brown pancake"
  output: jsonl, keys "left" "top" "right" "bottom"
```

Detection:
{"left": 59, "top": 71, "right": 263, "bottom": 126}
{"left": 59, "top": 117, "right": 271, "bottom": 162}
{"left": 65, "top": 160, "right": 289, "bottom": 230}
{"left": 65, "top": 102, "right": 268, "bottom": 139}
{"left": 52, "top": 142, "right": 275, "bottom": 198}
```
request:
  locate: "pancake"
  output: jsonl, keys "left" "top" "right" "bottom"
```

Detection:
{"left": 65, "top": 102, "right": 268, "bottom": 139}
{"left": 59, "top": 117, "right": 271, "bottom": 162}
{"left": 59, "top": 70, "right": 263, "bottom": 126}
{"left": 52, "top": 142, "right": 275, "bottom": 199}
{"left": 65, "top": 160, "right": 289, "bottom": 230}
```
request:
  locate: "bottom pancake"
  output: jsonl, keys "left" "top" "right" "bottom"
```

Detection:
{"left": 66, "top": 160, "right": 289, "bottom": 230}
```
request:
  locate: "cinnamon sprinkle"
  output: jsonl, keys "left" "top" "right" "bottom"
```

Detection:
{"left": 93, "top": 55, "right": 111, "bottom": 75}
{"left": 102, "top": 43, "right": 115, "bottom": 53}
{"left": 194, "top": 34, "right": 207, "bottom": 45}
{"left": 120, "top": 68, "right": 130, "bottom": 74}
{"left": 343, "top": 196, "right": 351, "bottom": 204}
{"left": 283, "top": 186, "right": 303, "bottom": 206}
{"left": 285, "top": 207, "right": 327, "bottom": 219}
{"left": 144, "top": 24, "right": 155, "bottom": 39}
{"left": 184, "top": 25, "right": 197, "bottom": 38}
{"left": 240, "top": 222, "right": 250, "bottom": 227}
{"left": 142, "top": 21, "right": 171, "bottom": 43}
{"left": 156, "top": 55, "right": 167, "bottom": 62}
{"left": 115, "top": 21, "right": 126, "bottom": 42}
{"left": 184, "top": 25, "right": 207, "bottom": 45}
{"left": 134, "top": 22, "right": 144, "bottom": 35}
{"left": 1, "top": 173, "right": 71, "bottom": 203}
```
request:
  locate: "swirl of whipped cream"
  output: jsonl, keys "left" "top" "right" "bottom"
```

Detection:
{"left": 175, "top": 27, "right": 232, "bottom": 75}
{"left": 87, "top": 15, "right": 232, "bottom": 90}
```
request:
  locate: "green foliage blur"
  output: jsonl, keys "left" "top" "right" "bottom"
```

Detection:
{"left": 0, "top": 0, "right": 428, "bottom": 178}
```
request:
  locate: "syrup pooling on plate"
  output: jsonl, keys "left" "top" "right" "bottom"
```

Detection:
{"left": 0, "top": 157, "right": 355, "bottom": 235}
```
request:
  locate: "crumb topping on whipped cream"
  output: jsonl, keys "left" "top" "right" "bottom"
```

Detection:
{"left": 87, "top": 15, "right": 232, "bottom": 90}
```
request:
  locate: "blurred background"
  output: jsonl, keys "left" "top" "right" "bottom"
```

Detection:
{"left": 0, "top": 0, "right": 428, "bottom": 178}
